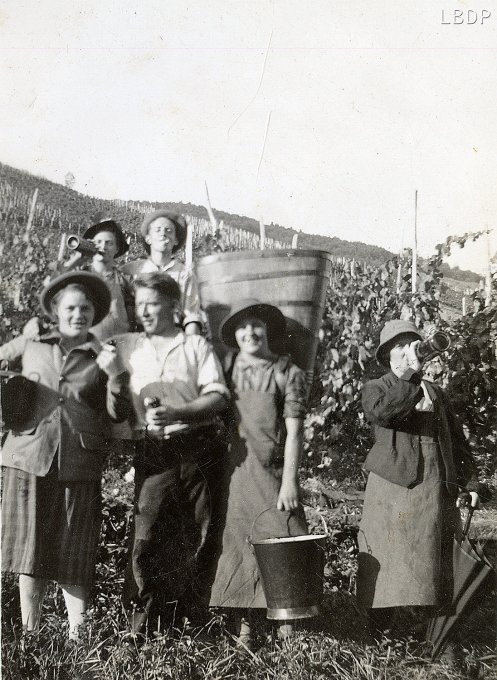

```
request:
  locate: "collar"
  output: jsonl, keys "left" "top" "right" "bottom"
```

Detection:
{"left": 235, "top": 353, "right": 277, "bottom": 371}
{"left": 147, "top": 257, "right": 178, "bottom": 272}
{"left": 82, "top": 262, "right": 119, "bottom": 278}
{"left": 139, "top": 330, "right": 186, "bottom": 351}
{"left": 41, "top": 330, "right": 101, "bottom": 354}
{"left": 96, "top": 265, "right": 120, "bottom": 280}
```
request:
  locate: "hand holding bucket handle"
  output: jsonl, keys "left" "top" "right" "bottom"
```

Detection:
{"left": 248, "top": 505, "right": 328, "bottom": 621}
{"left": 248, "top": 505, "right": 328, "bottom": 545}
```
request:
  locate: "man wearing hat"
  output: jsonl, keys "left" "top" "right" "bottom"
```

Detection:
{"left": 23, "top": 213, "right": 135, "bottom": 343}
{"left": 356, "top": 319, "right": 478, "bottom": 649}
{"left": 122, "top": 210, "right": 202, "bottom": 335}
{"left": 80, "top": 213, "right": 135, "bottom": 340}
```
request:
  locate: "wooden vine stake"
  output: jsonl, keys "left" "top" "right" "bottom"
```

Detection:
{"left": 185, "top": 220, "right": 193, "bottom": 268}
{"left": 396, "top": 252, "right": 402, "bottom": 294}
{"left": 57, "top": 234, "right": 66, "bottom": 262}
{"left": 204, "top": 181, "right": 218, "bottom": 236}
{"left": 485, "top": 229, "right": 492, "bottom": 307}
{"left": 25, "top": 187, "right": 39, "bottom": 234}
{"left": 259, "top": 218, "right": 266, "bottom": 250}
{"left": 411, "top": 190, "right": 418, "bottom": 294}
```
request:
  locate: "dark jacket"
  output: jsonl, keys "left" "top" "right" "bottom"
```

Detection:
{"left": 0, "top": 333, "right": 129, "bottom": 481}
{"left": 361, "top": 369, "right": 476, "bottom": 496}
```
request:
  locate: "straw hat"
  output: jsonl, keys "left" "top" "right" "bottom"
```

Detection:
{"left": 220, "top": 298, "right": 287, "bottom": 349}
{"left": 83, "top": 212, "right": 129, "bottom": 258}
{"left": 40, "top": 271, "right": 111, "bottom": 325}
{"left": 375, "top": 319, "right": 423, "bottom": 367}
{"left": 140, "top": 210, "right": 187, "bottom": 253}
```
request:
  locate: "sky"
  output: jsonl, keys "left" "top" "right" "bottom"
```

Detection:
{"left": 1, "top": 0, "right": 497, "bottom": 274}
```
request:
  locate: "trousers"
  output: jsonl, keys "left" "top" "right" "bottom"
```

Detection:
{"left": 123, "top": 426, "right": 223, "bottom": 634}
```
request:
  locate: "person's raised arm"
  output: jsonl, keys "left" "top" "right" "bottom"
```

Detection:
{"left": 181, "top": 268, "right": 203, "bottom": 336}
{"left": 96, "top": 342, "right": 132, "bottom": 423}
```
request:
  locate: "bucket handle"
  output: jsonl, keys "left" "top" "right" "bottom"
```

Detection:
{"left": 248, "top": 505, "right": 329, "bottom": 545}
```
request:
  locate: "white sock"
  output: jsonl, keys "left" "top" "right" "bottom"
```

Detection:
{"left": 19, "top": 575, "right": 48, "bottom": 632}
{"left": 60, "top": 583, "right": 88, "bottom": 640}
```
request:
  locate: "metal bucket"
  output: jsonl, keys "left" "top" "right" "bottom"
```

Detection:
{"left": 249, "top": 508, "right": 328, "bottom": 620}
{"left": 195, "top": 249, "right": 332, "bottom": 375}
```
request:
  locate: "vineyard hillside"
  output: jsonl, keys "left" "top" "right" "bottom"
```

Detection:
{"left": 0, "top": 162, "right": 480, "bottom": 280}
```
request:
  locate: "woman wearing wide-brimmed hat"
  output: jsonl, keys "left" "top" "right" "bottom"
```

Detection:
{"left": 24, "top": 213, "right": 135, "bottom": 343}
{"left": 208, "top": 299, "right": 309, "bottom": 647}
{"left": 0, "top": 271, "right": 130, "bottom": 639}
{"left": 122, "top": 210, "right": 203, "bottom": 334}
{"left": 356, "top": 319, "right": 478, "bottom": 645}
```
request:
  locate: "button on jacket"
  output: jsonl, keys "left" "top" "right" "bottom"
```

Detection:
{"left": 0, "top": 333, "right": 129, "bottom": 482}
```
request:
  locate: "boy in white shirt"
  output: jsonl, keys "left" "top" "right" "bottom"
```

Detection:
{"left": 99, "top": 272, "right": 228, "bottom": 637}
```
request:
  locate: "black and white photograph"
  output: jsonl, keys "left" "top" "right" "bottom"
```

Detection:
{"left": 1, "top": 2, "right": 496, "bottom": 678}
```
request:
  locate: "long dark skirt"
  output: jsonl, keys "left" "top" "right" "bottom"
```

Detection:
{"left": 1, "top": 465, "right": 101, "bottom": 586}
{"left": 356, "top": 439, "right": 461, "bottom": 611}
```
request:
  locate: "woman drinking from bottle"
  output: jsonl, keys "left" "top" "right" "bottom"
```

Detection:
{"left": 356, "top": 319, "right": 479, "bottom": 657}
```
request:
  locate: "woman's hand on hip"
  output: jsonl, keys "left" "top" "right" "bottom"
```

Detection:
{"left": 277, "top": 478, "right": 299, "bottom": 511}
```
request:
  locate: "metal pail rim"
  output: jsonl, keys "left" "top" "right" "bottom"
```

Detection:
{"left": 248, "top": 505, "right": 328, "bottom": 546}
{"left": 251, "top": 533, "right": 328, "bottom": 546}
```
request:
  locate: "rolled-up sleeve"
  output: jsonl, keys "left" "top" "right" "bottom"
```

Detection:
{"left": 106, "top": 370, "right": 132, "bottom": 423}
{"left": 283, "top": 364, "right": 308, "bottom": 419}
{"left": 194, "top": 337, "right": 230, "bottom": 400}
{"left": 0, "top": 336, "right": 29, "bottom": 364}
{"left": 180, "top": 268, "right": 203, "bottom": 328}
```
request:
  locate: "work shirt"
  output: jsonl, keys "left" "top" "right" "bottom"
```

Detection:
{"left": 0, "top": 332, "right": 129, "bottom": 481}
{"left": 109, "top": 331, "right": 229, "bottom": 438}
{"left": 121, "top": 258, "right": 202, "bottom": 328}
{"left": 89, "top": 265, "right": 135, "bottom": 340}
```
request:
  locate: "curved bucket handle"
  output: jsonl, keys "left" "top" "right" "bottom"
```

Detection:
{"left": 248, "top": 505, "right": 329, "bottom": 545}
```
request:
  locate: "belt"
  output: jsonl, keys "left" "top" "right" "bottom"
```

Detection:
{"left": 143, "top": 422, "right": 219, "bottom": 444}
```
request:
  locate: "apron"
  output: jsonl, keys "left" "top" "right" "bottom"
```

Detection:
{"left": 209, "top": 386, "right": 307, "bottom": 609}
{"left": 357, "top": 437, "right": 461, "bottom": 610}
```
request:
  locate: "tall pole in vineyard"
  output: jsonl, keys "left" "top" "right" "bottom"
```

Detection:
{"left": 204, "top": 181, "right": 218, "bottom": 235}
{"left": 259, "top": 218, "right": 266, "bottom": 250}
{"left": 185, "top": 220, "right": 193, "bottom": 268}
{"left": 485, "top": 228, "right": 492, "bottom": 307}
{"left": 411, "top": 190, "right": 418, "bottom": 294}
{"left": 396, "top": 252, "right": 402, "bottom": 294}
{"left": 25, "top": 187, "right": 39, "bottom": 233}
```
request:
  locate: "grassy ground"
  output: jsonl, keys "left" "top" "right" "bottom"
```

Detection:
{"left": 2, "top": 584, "right": 496, "bottom": 680}
{"left": 2, "top": 461, "right": 496, "bottom": 679}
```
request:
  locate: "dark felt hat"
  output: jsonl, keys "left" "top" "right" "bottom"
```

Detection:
{"left": 220, "top": 298, "right": 287, "bottom": 349}
{"left": 375, "top": 319, "right": 423, "bottom": 367}
{"left": 140, "top": 210, "right": 188, "bottom": 253}
{"left": 40, "top": 271, "right": 111, "bottom": 325}
{"left": 83, "top": 213, "right": 129, "bottom": 258}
